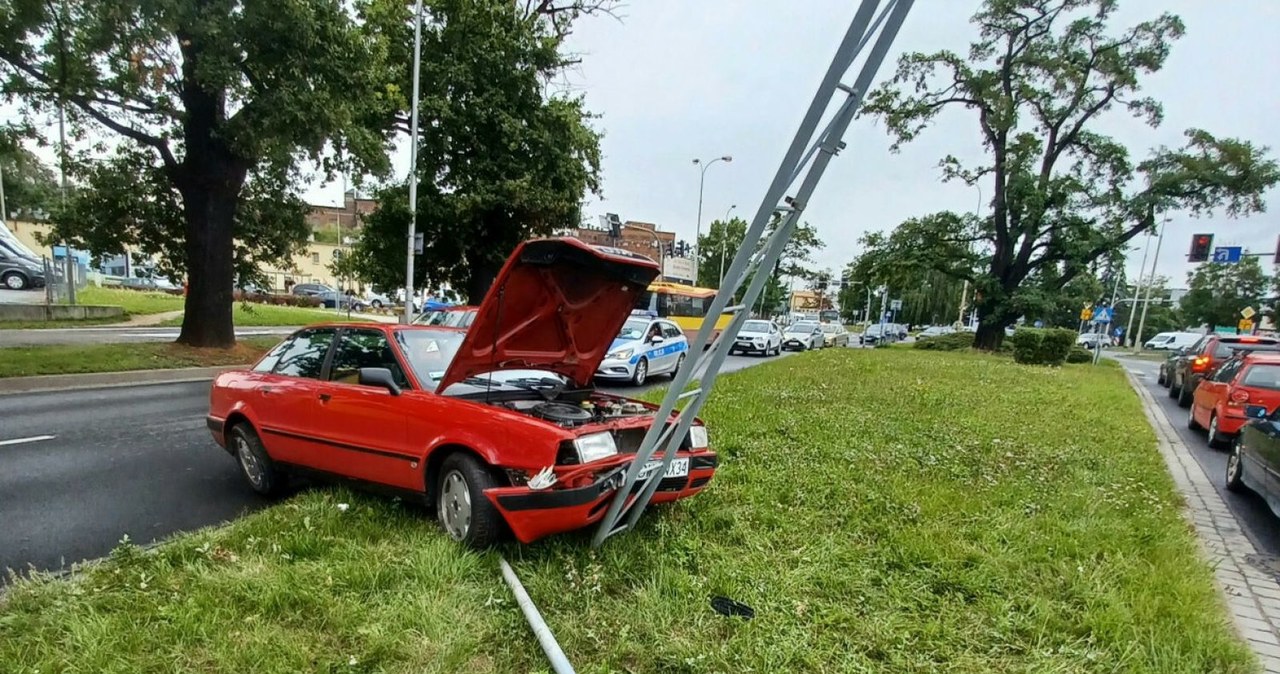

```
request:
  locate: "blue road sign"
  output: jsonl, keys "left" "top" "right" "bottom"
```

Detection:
{"left": 1213, "top": 246, "right": 1243, "bottom": 263}
{"left": 1114, "top": 326, "right": 1124, "bottom": 337}
{"left": 1091, "top": 307, "right": 1112, "bottom": 323}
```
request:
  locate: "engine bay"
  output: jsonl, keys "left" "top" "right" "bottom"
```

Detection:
{"left": 498, "top": 396, "right": 653, "bottom": 427}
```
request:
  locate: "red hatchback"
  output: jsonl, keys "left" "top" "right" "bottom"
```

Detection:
{"left": 1190, "top": 353, "right": 1280, "bottom": 447}
{"left": 207, "top": 238, "right": 717, "bottom": 547}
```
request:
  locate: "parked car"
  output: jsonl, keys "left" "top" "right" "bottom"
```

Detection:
{"left": 1190, "top": 353, "right": 1280, "bottom": 448}
{"left": 596, "top": 315, "right": 689, "bottom": 385}
{"left": 1076, "top": 332, "right": 1109, "bottom": 349}
{"left": 0, "top": 249, "right": 46, "bottom": 290}
{"left": 1227, "top": 396, "right": 1280, "bottom": 515}
{"left": 317, "top": 291, "right": 368, "bottom": 312}
{"left": 860, "top": 323, "right": 896, "bottom": 346}
{"left": 363, "top": 292, "right": 392, "bottom": 309}
{"left": 918, "top": 325, "right": 955, "bottom": 338}
{"left": 819, "top": 323, "right": 850, "bottom": 348}
{"left": 291, "top": 283, "right": 334, "bottom": 297}
{"left": 782, "top": 321, "right": 824, "bottom": 351}
{"left": 414, "top": 305, "right": 479, "bottom": 328}
{"left": 122, "top": 275, "right": 181, "bottom": 292}
{"left": 729, "top": 319, "right": 782, "bottom": 356}
{"left": 1157, "top": 347, "right": 1187, "bottom": 387}
{"left": 206, "top": 238, "right": 717, "bottom": 547}
{"left": 1169, "top": 334, "right": 1280, "bottom": 408}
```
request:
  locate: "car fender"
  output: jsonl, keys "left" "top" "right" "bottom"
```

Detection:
{"left": 211, "top": 399, "right": 264, "bottom": 453}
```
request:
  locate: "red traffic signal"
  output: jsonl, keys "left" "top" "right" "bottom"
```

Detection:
{"left": 1189, "top": 233, "right": 1214, "bottom": 262}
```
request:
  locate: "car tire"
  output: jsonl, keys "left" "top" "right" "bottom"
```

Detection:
{"left": 2, "top": 271, "right": 28, "bottom": 290}
{"left": 1207, "top": 413, "right": 1228, "bottom": 449}
{"left": 436, "top": 453, "right": 503, "bottom": 548}
{"left": 631, "top": 357, "right": 648, "bottom": 386}
{"left": 1168, "top": 376, "right": 1181, "bottom": 399}
{"left": 1187, "top": 404, "right": 1202, "bottom": 431}
{"left": 371, "top": 299, "right": 383, "bottom": 309}
{"left": 1177, "top": 381, "right": 1193, "bottom": 408}
{"left": 1226, "top": 438, "right": 1246, "bottom": 493}
{"left": 671, "top": 353, "right": 686, "bottom": 378}
{"left": 230, "top": 423, "right": 283, "bottom": 496}
{"left": 1157, "top": 369, "right": 1166, "bottom": 386}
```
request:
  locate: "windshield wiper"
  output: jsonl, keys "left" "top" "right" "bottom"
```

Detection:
{"left": 461, "top": 376, "right": 567, "bottom": 400}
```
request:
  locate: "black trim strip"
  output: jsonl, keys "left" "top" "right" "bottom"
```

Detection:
{"left": 261, "top": 427, "right": 418, "bottom": 462}
{"left": 691, "top": 454, "right": 718, "bottom": 470}
{"left": 495, "top": 466, "right": 626, "bottom": 511}
{"left": 206, "top": 416, "right": 224, "bottom": 434}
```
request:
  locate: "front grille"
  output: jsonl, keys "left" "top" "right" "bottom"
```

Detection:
{"left": 614, "top": 425, "right": 690, "bottom": 454}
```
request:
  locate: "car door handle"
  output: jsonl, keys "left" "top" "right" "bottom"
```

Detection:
{"left": 261, "top": 386, "right": 274, "bottom": 395}
{"left": 318, "top": 393, "right": 331, "bottom": 403}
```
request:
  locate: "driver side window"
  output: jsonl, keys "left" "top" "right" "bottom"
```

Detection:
{"left": 329, "top": 330, "right": 410, "bottom": 389}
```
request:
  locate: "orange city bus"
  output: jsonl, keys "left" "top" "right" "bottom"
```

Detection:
{"left": 633, "top": 281, "right": 733, "bottom": 343}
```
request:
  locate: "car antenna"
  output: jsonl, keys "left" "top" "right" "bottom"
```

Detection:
{"left": 485, "top": 283, "right": 506, "bottom": 405}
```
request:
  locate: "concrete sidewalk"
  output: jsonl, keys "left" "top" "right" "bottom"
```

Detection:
{"left": 1129, "top": 371, "right": 1280, "bottom": 672}
{"left": 0, "top": 365, "right": 243, "bottom": 395}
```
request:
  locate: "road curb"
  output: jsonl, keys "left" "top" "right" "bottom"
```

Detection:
{"left": 0, "top": 365, "right": 248, "bottom": 396}
{"left": 1126, "top": 371, "right": 1280, "bottom": 671}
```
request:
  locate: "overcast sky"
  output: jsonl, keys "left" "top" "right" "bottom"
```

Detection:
{"left": 311, "top": 1, "right": 1273, "bottom": 288}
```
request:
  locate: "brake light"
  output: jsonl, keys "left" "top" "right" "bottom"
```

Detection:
{"left": 1241, "top": 337, "right": 1260, "bottom": 343}
{"left": 1231, "top": 389, "right": 1251, "bottom": 403}
{"left": 1192, "top": 356, "right": 1211, "bottom": 371}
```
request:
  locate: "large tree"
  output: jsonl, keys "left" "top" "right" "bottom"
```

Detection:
{"left": 696, "top": 215, "right": 823, "bottom": 317}
{"left": 354, "top": 0, "right": 604, "bottom": 303}
{"left": 0, "top": 0, "right": 397, "bottom": 346}
{"left": 0, "top": 128, "right": 57, "bottom": 219}
{"left": 1181, "top": 257, "right": 1270, "bottom": 330}
{"left": 859, "top": 0, "right": 1279, "bottom": 350}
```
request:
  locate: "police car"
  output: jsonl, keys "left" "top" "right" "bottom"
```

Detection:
{"left": 595, "top": 312, "right": 689, "bottom": 386}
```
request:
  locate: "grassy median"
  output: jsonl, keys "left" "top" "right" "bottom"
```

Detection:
{"left": 158, "top": 303, "right": 378, "bottom": 327}
{"left": 0, "top": 350, "right": 1253, "bottom": 672}
{"left": 0, "top": 337, "right": 280, "bottom": 378}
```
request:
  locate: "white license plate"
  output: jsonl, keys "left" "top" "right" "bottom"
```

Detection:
{"left": 642, "top": 457, "right": 689, "bottom": 479}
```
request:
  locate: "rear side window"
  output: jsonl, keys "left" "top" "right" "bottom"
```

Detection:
{"left": 272, "top": 329, "right": 336, "bottom": 379}
{"left": 1214, "top": 360, "right": 1244, "bottom": 383}
{"left": 662, "top": 323, "right": 683, "bottom": 339}
{"left": 252, "top": 337, "right": 295, "bottom": 373}
{"left": 1242, "top": 364, "right": 1280, "bottom": 390}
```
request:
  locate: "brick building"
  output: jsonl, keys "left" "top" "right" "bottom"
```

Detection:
{"left": 573, "top": 220, "right": 674, "bottom": 262}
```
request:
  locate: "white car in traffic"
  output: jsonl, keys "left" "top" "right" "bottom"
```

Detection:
{"left": 782, "top": 320, "right": 824, "bottom": 351}
{"left": 595, "top": 315, "right": 689, "bottom": 386}
{"left": 729, "top": 319, "right": 782, "bottom": 356}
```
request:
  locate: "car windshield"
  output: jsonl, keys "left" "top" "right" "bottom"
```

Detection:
{"left": 618, "top": 318, "right": 649, "bottom": 340}
{"left": 1242, "top": 364, "right": 1280, "bottom": 390}
{"left": 394, "top": 328, "right": 467, "bottom": 391}
{"left": 821, "top": 324, "right": 841, "bottom": 333}
{"left": 865, "top": 325, "right": 883, "bottom": 335}
{"left": 788, "top": 322, "right": 818, "bottom": 333}
{"left": 741, "top": 320, "right": 771, "bottom": 333}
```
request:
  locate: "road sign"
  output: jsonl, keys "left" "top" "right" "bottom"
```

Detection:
{"left": 1213, "top": 246, "right": 1243, "bottom": 263}
{"left": 414, "top": 232, "right": 425, "bottom": 254}
{"left": 1091, "top": 307, "right": 1112, "bottom": 323}
{"left": 1240, "top": 318, "right": 1255, "bottom": 333}
{"left": 1242, "top": 306, "right": 1257, "bottom": 319}
{"left": 1080, "top": 307, "right": 1093, "bottom": 321}
{"left": 1114, "top": 326, "right": 1124, "bottom": 337}
{"left": 889, "top": 299, "right": 902, "bottom": 311}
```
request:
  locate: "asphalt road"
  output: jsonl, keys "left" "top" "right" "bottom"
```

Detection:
{"left": 0, "top": 288, "right": 46, "bottom": 304}
{"left": 1118, "top": 354, "right": 1280, "bottom": 556}
{"left": 0, "top": 349, "right": 812, "bottom": 578}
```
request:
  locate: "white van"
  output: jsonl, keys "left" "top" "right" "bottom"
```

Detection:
{"left": 1144, "top": 331, "right": 1203, "bottom": 350}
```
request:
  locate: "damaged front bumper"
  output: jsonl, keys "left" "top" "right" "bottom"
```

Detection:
{"left": 483, "top": 450, "right": 718, "bottom": 544}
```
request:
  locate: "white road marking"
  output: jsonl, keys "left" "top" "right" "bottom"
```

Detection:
{"left": 0, "top": 434, "right": 56, "bottom": 447}
{"left": 1129, "top": 369, "right": 1146, "bottom": 375}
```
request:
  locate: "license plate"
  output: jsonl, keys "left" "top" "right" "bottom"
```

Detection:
{"left": 1246, "top": 404, "right": 1269, "bottom": 419}
{"left": 641, "top": 457, "right": 689, "bottom": 479}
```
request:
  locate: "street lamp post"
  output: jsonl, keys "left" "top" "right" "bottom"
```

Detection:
{"left": 692, "top": 155, "right": 732, "bottom": 282}
{"left": 718, "top": 204, "right": 737, "bottom": 285}
{"left": 402, "top": 0, "right": 424, "bottom": 324}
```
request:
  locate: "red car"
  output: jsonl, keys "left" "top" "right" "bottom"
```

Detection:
{"left": 1190, "top": 352, "right": 1280, "bottom": 447}
{"left": 207, "top": 238, "right": 717, "bottom": 547}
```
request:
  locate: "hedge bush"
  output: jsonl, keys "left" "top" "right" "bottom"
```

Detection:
{"left": 1066, "top": 346, "right": 1093, "bottom": 364}
{"left": 1008, "top": 327, "right": 1076, "bottom": 366}
{"left": 233, "top": 290, "right": 323, "bottom": 308}
{"left": 914, "top": 332, "right": 975, "bottom": 351}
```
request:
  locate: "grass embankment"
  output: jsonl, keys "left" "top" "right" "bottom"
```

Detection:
{"left": 71, "top": 286, "right": 185, "bottom": 315}
{"left": 0, "top": 337, "right": 279, "bottom": 378}
{"left": 0, "top": 350, "right": 1252, "bottom": 672}
{"left": 159, "top": 303, "right": 377, "bottom": 327}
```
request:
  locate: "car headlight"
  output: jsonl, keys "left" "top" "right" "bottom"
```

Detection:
{"left": 573, "top": 431, "right": 618, "bottom": 463}
{"left": 688, "top": 425, "right": 709, "bottom": 450}
{"left": 607, "top": 347, "right": 633, "bottom": 361}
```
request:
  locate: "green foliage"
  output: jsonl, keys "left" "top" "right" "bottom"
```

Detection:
{"left": 1180, "top": 257, "right": 1271, "bottom": 328}
{"left": 914, "top": 332, "right": 975, "bottom": 351}
{"left": 354, "top": 0, "right": 602, "bottom": 301}
{"left": 1009, "top": 328, "right": 1076, "bottom": 366}
{"left": 695, "top": 216, "right": 823, "bottom": 316}
{"left": 1067, "top": 346, "right": 1094, "bottom": 364}
{"left": 0, "top": 0, "right": 400, "bottom": 345}
{"left": 857, "top": 0, "right": 1279, "bottom": 349}
{"left": 0, "top": 338, "right": 278, "bottom": 379}
{"left": 0, "top": 130, "right": 57, "bottom": 219}
{"left": 0, "top": 350, "right": 1252, "bottom": 671}
{"left": 841, "top": 237, "right": 968, "bottom": 325}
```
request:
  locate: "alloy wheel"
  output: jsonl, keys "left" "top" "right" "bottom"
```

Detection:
{"left": 236, "top": 436, "right": 264, "bottom": 488}
{"left": 439, "top": 470, "right": 472, "bottom": 541}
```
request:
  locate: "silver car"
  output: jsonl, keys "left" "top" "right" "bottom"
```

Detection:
{"left": 782, "top": 321, "right": 824, "bottom": 351}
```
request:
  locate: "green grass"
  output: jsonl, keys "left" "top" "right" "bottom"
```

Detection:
{"left": 0, "top": 316, "right": 125, "bottom": 329}
{"left": 0, "top": 350, "right": 1253, "bottom": 672}
{"left": 158, "top": 303, "right": 377, "bottom": 327}
{"left": 0, "top": 337, "right": 280, "bottom": 378}
{"left": 69, "top": 285, "right": 185, "bottom": 315}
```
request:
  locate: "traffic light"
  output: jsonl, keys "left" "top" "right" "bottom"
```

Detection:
{"left": 1188, "top": 233, "right": 1214, "bottom": 262}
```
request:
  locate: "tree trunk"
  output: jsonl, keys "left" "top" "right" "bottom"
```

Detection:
{"left": 174, "top": 155, "right": 247, "bottom": 347}
{"left": 464, "top": 253, "right": 501, "bottom": 305}
{"left": 972, "top": 296, "right": 1017, "bottom": 351}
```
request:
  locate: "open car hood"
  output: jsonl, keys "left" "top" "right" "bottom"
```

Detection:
{"left": 437, "top": 238, "right": 660, "bottom": 390}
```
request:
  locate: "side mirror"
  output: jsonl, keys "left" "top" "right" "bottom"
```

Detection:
{"left": 649, "top": 335, "right": 665, "bottom": 345}
{"left": 358, "top": 367, "right": 401, "bottom": 395}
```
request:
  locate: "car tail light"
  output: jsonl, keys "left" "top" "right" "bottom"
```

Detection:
{"left": 1241, "top": 337, "right": 1259, "bottom": 343}
{"left": 1192, "top": 356, "right": 1211, "bottom": 371}
{"left": 1231, "top": 389, "right": 1251, "bottom": 403}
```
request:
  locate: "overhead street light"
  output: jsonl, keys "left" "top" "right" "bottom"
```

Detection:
{"left": 692, "top": 155, "right": 732, "bottom": 282}
{"left": 718, "top": 204, "right": 736, "bottom": 285}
